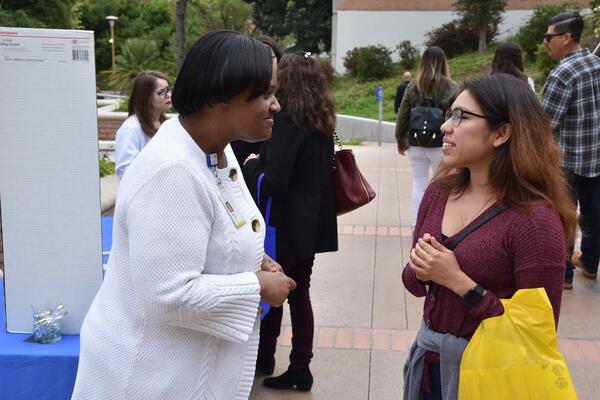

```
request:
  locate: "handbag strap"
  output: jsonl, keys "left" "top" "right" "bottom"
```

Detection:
{"left": 257, "top": 172, "right": 272, "bottom": 225}
{"left": 446, "top": 206, "right": 508, "bottom": 250}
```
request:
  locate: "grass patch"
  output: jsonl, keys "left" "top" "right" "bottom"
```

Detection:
{"left": 340, "top": 137, "right": 364, "bottom": 146}
{"left": 334, "top": 50, "right": 496, "bottom": 121}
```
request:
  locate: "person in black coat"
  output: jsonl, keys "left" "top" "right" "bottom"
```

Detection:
{"left": 394, "top": 71, "right": 412, "bottom": 114}
{"left": 243, "top": 51, "right": 338, "bottom": 391}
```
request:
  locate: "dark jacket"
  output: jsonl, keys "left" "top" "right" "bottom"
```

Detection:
{"left": 394, "top": 81, "right": 411, "bottom": 114}
{"left": 243, "top": 111, "right": 338, "bottom": 260}
{"left": 395, "top": 79, "right": 459, "bottom": 150}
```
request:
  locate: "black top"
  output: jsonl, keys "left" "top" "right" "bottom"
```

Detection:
{"left": 394, "top": 81, "right": 410, "bottom": 114}
{"left": 231, "top": 140, "right": 261, "bottom": 167}
{"left": 242, "top": 111, "right": 338, "bottom": 259}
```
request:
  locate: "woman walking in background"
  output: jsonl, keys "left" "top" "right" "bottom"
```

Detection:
{"left": 114, "top": 70, "right": 171, "bottom": 179}
{"left": 402, "top": 74, "right": 576, "bottom": 399}
{"left": 491, "top": 41, "right": 536, "bottom": 91}
{"left": 243, "top": 52, "right": 338, "bottom": 392}
{"left": 395, "top": 47, "right": 459, "bottom": 225}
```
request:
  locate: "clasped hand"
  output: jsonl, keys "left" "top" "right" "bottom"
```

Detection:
{"left": 256, "top": 254, "right": 296, "bottom": 307}
{"left": 409, "top": 233, "right": 469, "bottom": 294}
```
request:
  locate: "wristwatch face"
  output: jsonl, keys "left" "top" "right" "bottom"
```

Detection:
{"left": 462, "top": 284, "right": 485, "bottom": 308}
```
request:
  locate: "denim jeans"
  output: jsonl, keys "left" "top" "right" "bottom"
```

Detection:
{"left": 565, "top": 171, "right": 600, "bottom": 280}
{"left": 258, "top": 257, "right": 315, "bottom": 369}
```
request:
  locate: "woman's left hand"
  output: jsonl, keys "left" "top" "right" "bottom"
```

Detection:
{"left": 409, "top": 234, "right": 475, "bottom": 296}
{"left": 261, "top": 254, "right": 282, "bottom": 272}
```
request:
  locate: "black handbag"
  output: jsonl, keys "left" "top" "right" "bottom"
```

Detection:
{"left": 408, "top": 93, "right": 445, "bottom": 148}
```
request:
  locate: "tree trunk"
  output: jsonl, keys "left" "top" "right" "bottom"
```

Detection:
{"left": 478, "top": 27, "right": 486, "bottom": 54}
{"left": 176, "top": 0, "right": 187, "bottom": 74}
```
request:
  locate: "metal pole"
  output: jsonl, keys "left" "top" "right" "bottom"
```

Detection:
{"left": 593, "top": 41, "right": 600, "bottom": 56}
{"left": 377, "top": 96, "right": 383, "bottom": 147}
{"left": 109, "top": 24, "right": 115, "bottom": 71}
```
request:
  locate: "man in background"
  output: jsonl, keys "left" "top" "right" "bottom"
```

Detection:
{"left": 394, "top": 71, "right": 412, "bottom": 114}
{"left": 541, "top": 11, "right": 600, "bottom": 290}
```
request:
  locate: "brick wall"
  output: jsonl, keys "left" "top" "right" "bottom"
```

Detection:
{"left": 337, "top": 0, "right": 591, "bottom": 11}
{"left": 98, "top": 112, "right": 128, "bottom": 141}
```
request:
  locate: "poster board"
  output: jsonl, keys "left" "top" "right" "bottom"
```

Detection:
{"left": 0, "top": 28, "right": 103, "bottom": 334}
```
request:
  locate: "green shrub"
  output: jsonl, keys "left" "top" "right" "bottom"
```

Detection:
{"left": 426, "top": 19, "right": 498, "bottom": 58}
{"left": 355, "top": 45, "right": 393, "bottom": 80}
{"left": 396, "top": 40, "right": 419, "bottom": 71}
{"left": 99, "top": 155, "right": 115, "bottom": 178}
{"left": 535, "top": 43, "right": 559, "bottom": 85}
{"left": 343, "top": 47, "right": 361, "bottom": 76}
{"left": 514, "top": 2, "right": 579, "bottom": 61}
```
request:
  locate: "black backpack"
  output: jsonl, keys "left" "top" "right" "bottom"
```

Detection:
{"left": 408, "top": 92, "right": 445, "bottom": 148}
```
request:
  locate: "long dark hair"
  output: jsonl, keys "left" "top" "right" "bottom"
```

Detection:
{"left": 128, "top": 70, "right": 169, "bottom": 138}
{"left": 435, "top": 74, "right": 576, "bottom": 247}
{"left": 275, "top": 52, "right": 336, "bottom": 135}
{"left": 491, "top": 42, "right": 527, "bottom": 83}
{"left": 415, "top": 46, "right": 451, "bottom": 94}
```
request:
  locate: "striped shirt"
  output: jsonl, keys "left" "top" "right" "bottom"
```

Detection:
{"left": 542, "top": 48, "right": 600, "bottom": 178}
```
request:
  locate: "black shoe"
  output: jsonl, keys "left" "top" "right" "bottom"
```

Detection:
{"left": 255, "top": 356, "right": 275, "bottom": 375}
{"left": 263, "top": 367, "right": 313, "bottom": 391}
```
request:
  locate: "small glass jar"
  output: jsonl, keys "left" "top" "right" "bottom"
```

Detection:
{"left": 31, "top": 304, "right": 66, "bottom": 344}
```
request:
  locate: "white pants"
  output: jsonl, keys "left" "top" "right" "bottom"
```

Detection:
{"left": 406, "top": 146, "right": 444, "bottom": 225}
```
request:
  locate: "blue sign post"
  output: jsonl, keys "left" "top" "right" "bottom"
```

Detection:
{"left": 375, "top": 86, "right": 383, "bottom": 146}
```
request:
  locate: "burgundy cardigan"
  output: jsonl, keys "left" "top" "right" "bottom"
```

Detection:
{"left": 403, "top": 178, "right": 566, "bottom": 369}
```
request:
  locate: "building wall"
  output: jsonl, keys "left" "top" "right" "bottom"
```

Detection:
{"left": 331, "top": 0, "right": 591, "bottom": 72}
{"left": 336, "top": 0, "right": 590, "bottom": 11}
{"left": 333, "top": 9, "right": 533, "bottom": 72}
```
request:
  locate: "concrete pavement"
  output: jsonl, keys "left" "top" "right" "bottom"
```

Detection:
{"left": 246, "top": 142, "right": 600, "bottom": 400}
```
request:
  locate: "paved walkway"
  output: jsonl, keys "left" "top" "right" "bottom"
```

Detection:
{"left": 248, "top": 142, "right": 600, "bottom": 400}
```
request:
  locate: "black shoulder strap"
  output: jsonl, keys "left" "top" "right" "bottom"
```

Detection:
{"left": 446, "top": 206, "right": 508, "bottom": 250}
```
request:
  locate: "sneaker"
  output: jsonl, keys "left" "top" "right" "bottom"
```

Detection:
{"left": 572, "top": 251, "right": 597, "bottom": 280}
{"left": 563, "top": 281, "right": 573, "bottom": 290}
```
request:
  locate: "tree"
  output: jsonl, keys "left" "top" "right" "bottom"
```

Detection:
{"left": 454, "top": 0, "right": 506, "bottom": 53}
{"left": 514, "top": 3, "right": 578, "bottom": 61}
{"left": 176, "top": 0, "right": 187, "bottom": 74}
{"left": 0, "top": 0, "right": 82, "bottom": 29}
{"left": 79, "top": 0, "right": 174, "bottom": 74}
{"left": 247, "top": 0, "right": 332, "bottom": 53}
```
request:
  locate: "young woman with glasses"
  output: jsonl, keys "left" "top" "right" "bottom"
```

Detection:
{"left": 395, "top": 46, "right": 460, "bottom": 225}
{"left": 114, "top": 70, "right": 172, "bottom": 179}
{"left": 402, "top": 73, "right": 576, "bottom": 399}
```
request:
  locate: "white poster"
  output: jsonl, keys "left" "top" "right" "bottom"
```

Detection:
{"left": 0, "top": 28, "right": 103, "bottom": 334}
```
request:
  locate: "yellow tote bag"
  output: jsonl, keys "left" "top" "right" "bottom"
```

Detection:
{"left": 459, "top": 288, "right": 577, "bottom": 400}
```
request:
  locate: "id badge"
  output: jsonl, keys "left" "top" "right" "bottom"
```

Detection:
{"left": 217, "top": 186, "right": 246, "bottom": 229}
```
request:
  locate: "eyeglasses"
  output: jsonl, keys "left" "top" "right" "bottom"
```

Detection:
{"left": 156, "top": 86, "right": 172, "bottom": 98}
{"left": 543, "top": 32, "right": 566, "bottom": 42}
{"left": 445, "top": 108, "right": 487, "bottom": 127}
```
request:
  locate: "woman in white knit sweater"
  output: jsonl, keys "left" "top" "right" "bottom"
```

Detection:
{"left": 72, "top": 31, "right": 295, "bottom": 400}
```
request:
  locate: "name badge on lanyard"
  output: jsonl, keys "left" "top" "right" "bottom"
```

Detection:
{"left": 207, "top": 153, "right": 246, "bottom": 229}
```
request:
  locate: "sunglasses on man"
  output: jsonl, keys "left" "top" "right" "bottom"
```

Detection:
{"left": 544, "top": 32, "right": 567, "bottom": 42}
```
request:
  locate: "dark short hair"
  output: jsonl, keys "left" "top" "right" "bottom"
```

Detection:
{"left": 256, "top": 35, "right": 283, "bottom": 61}
{"left": 172, "top": 30, "right": 272, "bottom": 116}
{"left": 548, "top": 11, "right": 584, "bottom": 42}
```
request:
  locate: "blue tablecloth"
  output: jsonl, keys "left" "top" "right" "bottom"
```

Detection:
{"left": 0, "top": 278, "right": 80, "bottom": 400}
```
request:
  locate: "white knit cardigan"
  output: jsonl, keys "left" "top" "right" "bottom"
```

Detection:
{"left": 72, "top": 117, "right": 264, "bottom": 400}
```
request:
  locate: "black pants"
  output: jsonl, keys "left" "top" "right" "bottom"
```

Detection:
{"left": 258, "top": 257, "right": 315, "bottom": 369}
{"left": 423, "top": 363, "right": 442, "bottom": 400}
{"left": 565, "top": 171, "right": 600, "bottom": 280}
